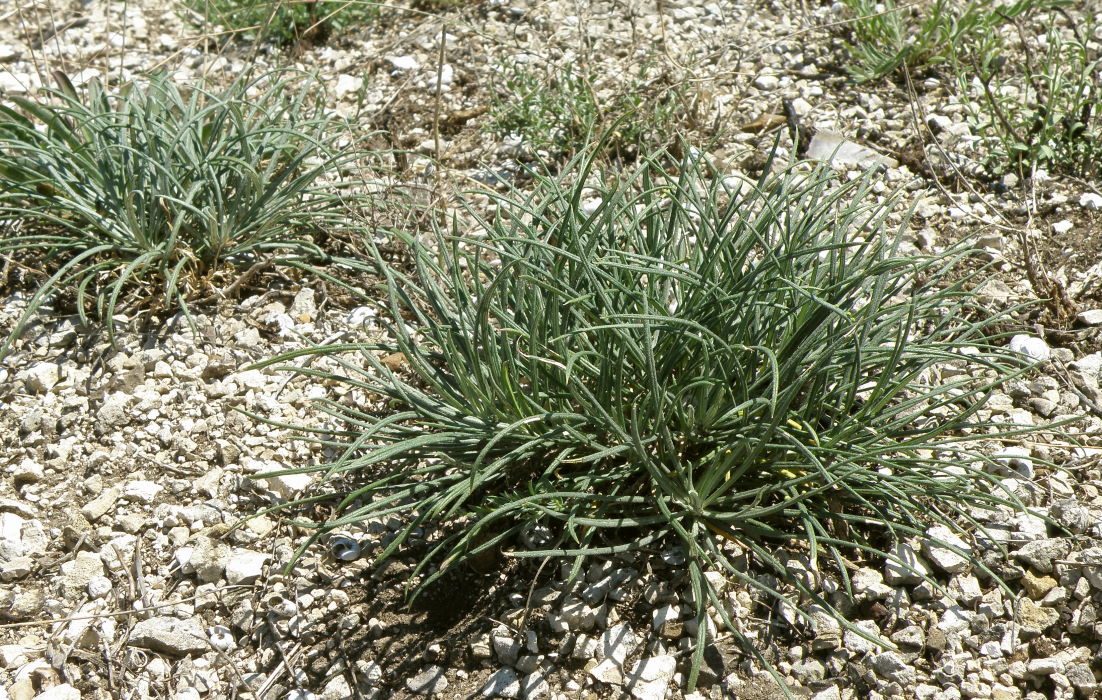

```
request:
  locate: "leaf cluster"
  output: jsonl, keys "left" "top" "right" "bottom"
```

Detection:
{"left": 184, "top": 0, "right": 381, "bottom": 45}
{"left": 0, "top": 70, "right": 370, "bottom": 356}
{"left": 252, "top": 149, "right": 1039, "bottom": 689}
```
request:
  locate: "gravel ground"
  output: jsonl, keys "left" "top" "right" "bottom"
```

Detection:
{"left": 4, "top": 1, "right": 1102, "bottom": 699}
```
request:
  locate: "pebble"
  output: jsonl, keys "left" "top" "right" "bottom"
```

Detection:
{"left": 123, "top": 480, "right": 163, "bottom": 503}
{"left": 405, "top": 666, "right": 448, "bottom": 695}
{"left": 1076, "top": 309, "right": 1102, "bottom": 326}
{"left": 1017, "top": 598, "right": 1060, "bottom": 639}
{"left": 922, "top": 525, "right": 972, "bottom": 574}
{"left": 752, "top": 74, "right": 779, "bottom": 90}
{"left": 128, "top": 617, "right": 209, "bottom": 655}
{"left": 21, "top": 362, "right": 60, "bottom": 393}
{"left": 493, "top": 635, "right": 521, "bottom": 667}
{"left": 225, "top": 549, "right": 268, "bottom": 585}
{"left": 186, "top": 535, "right": 230, "bottom": 582}
{"left": 59, "top": 553, "right": 106, "bottom": 597}
{"left": 1014, "top": 538, "right": 1071, "bottom": 573}
{"left": 843, "top": 619, "right": 881, "bottom": 655}
{"left": 597, "top": 623, "right": 638, "bottom": 664}
{"left": 520, "top": 672, "right": 549, "bottom": 699}
{"left": 0, "top": 645, "right": 28, "bottom": 669}
{"left": 885, "top": 541, "right": 930, "bottom": 585}
{"left": 321, "top": 676, "right": 351, "bottom": 700}
{"left": 207, "top": 625, "right": 235, "bottom": 651}
{"left": 626, "top": 655, "right": 677, "bottom": 700}
{"left": 1008, "top": 335, "right": 1051, "bottom": 362}
{"left": 938, "top": 606, "right": 973, "bottom": 634}
{"left": 31, "top": 685, "right": 81, "bottom": 700}
{"left": 1080, "top": 192, "right": 1102, "bottom": 209}
{"left": 388, "top": 55, "right": 419, "bottom": 71}
{"left": 86, "top": 576, "right": 113, "bottom": 599}
{"left": 480, "top": 668, "right": 520, "bottom": 697}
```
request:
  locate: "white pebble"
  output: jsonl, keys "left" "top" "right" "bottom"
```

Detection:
{"left": 1079, "top": 192, "right": 1102, "bottom": 210}
{"left": 208, "top": 625, "right": 236, "bottom": 651}
{"left": 87, "top": 576, "right": 113, "bottom": 599}
{"left": 1008, "top": 334, "right": 1050, "bottom": 362}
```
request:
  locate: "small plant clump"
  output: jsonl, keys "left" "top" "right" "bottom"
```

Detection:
{"left": 836, "top": 0, "right": 1063, "bottom": 83}
{"left": 837, "top": 0, "right": 1101, "bottom": 177}
{"left": 184, "top": 0, "right": 380, "bottom": 45}
{"left": 956, "top": 13, "right": 1102, "bottom": 177}
{"left": 488, "top": 60, "right": 688, "bottom": 161}
{"left": 254, "top": 148, "right": 1045, "bottom": 689}
{"left": 0, "top": 69, "right": 372, "bottom": 357}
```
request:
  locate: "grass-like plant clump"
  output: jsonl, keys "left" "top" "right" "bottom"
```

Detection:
{"left": 956, "top": 13, "right": 1102, "bottom": 177}
{"left": 184, "top": 0, "right": 380, "bottom": 45}
{"left": 488, "top": 60, "right": 688, "bottom": 161}
{"left": 0, "top": 70, "right": 369, "bottom": 357}
{"left": 837, "top": 0, "right": 1064, "bottom": 83}
{"left": 254, "top": 149, "right": 1041, "bottom": 689}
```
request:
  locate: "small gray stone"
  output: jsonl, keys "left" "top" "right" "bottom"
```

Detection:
{"left": 187, "top": 535, "right": 231, "bottom": 583}
{"left": 1026, "top": 657, "right": 1064, "bottom": 676}
{"left": 321, "top": 675, "right": 351, "bottom": 700}
{"left": 1013, "top": 511, "right": 1049, "bottom": 541}
{"left": 791, "top": 658, "right": 826, "bottom": 683}
{"left": 1009, "top": 334, "right": 1050, "bottom": 362}
{"left": 922, "top": 525, "right": 971, "bottom": 574}
{"left": 843, "top": 620, "right": 882, "bottom": 656}
{"left": 31, "top": 684, "right": 81, "bottom": 700}
{"left": 290, "top": 288, "right": 317, "bottom": 322}
{"left": 22, "top": 362, "right": 60, "bottom": 393}
{"left": 520, "top": 672, "right": 548, "bottom": 699}
{"left": 991, "top": 449, "right": 1031, "bottom": 482}
{"left": 1014, "top": 539, "right": 1071, "bottom": 574}
{"left": 948, "top": 573, "right": 982, "bottom": 607}
{"left": 1049, "top": 500, "right": 1090, "bottom": 534}
{"left": 493, "top": 635, "right": 521, "bottom": 667}
{"left": 1017, "top": 598, "right": 1060, "bottom": 639}
{"left": 884, "top": 542, "right": 930, "bottom": 585}
{"left": 225, "top": 549, "right": 268, "bottom": 585}
{"left": 597, "top": 622, "right": 638, "bottom": 665}
{"left": 937, "top": 605, "right": 973, "bottom": 634}
{"left": 652, "top": 604, "right": 682, "bottom": 637}
{"left": 81, "top": 488, "right": 120, "bottom": 522}
{"left": 59, "top": 552, "right": 106, "bottom": 597}
{"left": 96, "top": 392, "right": 132, "bottom": 431}
{"left": 807, "top": 605, "right": 842, "bottom": 651}
{"left": 870, "top": 651, "right": 914, "bottom": 686}
{"left": 559, "top": 599, "right": 598, "bottom": 632}
{"left": 129, "top": 617, "right": 209, "bottom": 655}
{"left": 889, "top": 625, "right": 925, "bottom": 650}
{"left": 0, "top": 556, "right": 33, "bottom": 581}
{"left": 405, "top": 666, "right": 448, "bottom": 695}
{"left": 514, "top": 655, "right": 539, "bottom": 675}
{"left": 1080, "top": 192, "right": 1102, "bottom": 210}
{"left": 589, "top": 658, "right": 624, "bottom": 686}
{"left": 626, "top": 655, "right": 677, "bottom": 700}
{"left": 480, "top": 668, "right": 520, "bottom": 698}
{"left": 122, "top": 480, "right": 163, "bottom": 503}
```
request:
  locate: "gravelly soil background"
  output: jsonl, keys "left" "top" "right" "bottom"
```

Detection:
{"left": 4, "top": 1, "right": 1102, "bottom": 699}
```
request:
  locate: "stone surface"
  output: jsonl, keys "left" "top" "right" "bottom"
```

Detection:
{"left": 406, "top": 666, "right": 448, "bottom": 695}
{"left": 128, "top": 617, "right": 209, "bottom": 655}
{"left": 626, "top": 655, "right": 677, "bottom": 700}
{"left": 225, "top": 549, "right": 268, "bottom": 585}
{"left": 480, "top": 668, "right": 520, "bottom": 698}
{"left": 1017, "top": 598, "right": 1060, "bottom": 639}
{"left": 885, "top": 541, "right": 930, "bottom": 585}
{"left": 922, "top": 525, "right": 972, "bottom": 574}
